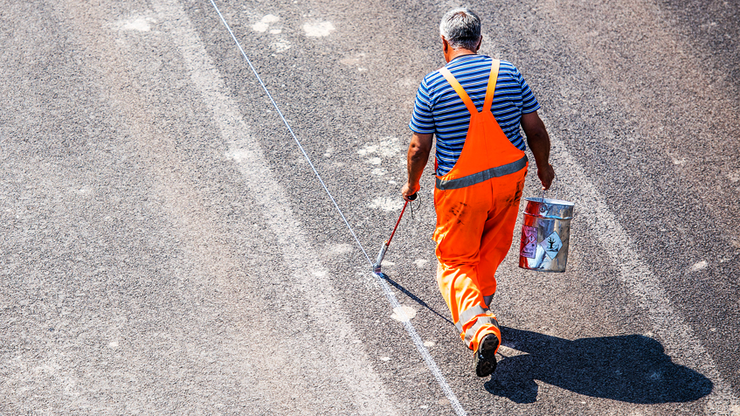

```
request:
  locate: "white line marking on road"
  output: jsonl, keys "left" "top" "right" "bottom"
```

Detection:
{"left": 391, "top": 306, "right": 417, "bottom": 322}
{"left": 375, "top": 271, "right": 468, "bottom": 416}
{"left": 155, "top": 1, "right": 399, "bottom": 414}
{"left": 553, "top": 143, "right": 740, "bottom": 414}
{"left": 203, "top": 2, "right": 468, "bottom": 415}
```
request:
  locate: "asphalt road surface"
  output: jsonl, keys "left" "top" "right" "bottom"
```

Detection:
{"left": 2, "top": 0, "right": 739, "bottom": 414}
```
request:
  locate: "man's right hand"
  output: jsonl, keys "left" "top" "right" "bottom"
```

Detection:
{"left": 403, "top": 132, "right": 433, "bottom": 201}
{"left": 402, "top": 182, "right": 420, "bottom": 201}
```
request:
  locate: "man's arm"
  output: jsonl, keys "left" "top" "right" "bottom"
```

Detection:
{"left": 402, "top": 132, "right": 433, "bottom": 200}
{"left": 521, "top": 111, "right": 555, "bottom": 190}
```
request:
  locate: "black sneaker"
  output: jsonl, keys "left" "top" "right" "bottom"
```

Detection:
{"left": 474, "top": 333, "right": 499, "bottom": 377}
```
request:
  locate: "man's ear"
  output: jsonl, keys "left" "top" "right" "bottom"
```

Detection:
{"left": 442, "top": 36, "right": 449, "bottom": 53}
{"left": 475, "top": 36, "right": 482, "bottom": 52}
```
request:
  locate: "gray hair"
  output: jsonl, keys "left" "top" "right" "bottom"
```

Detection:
{"left": 439, "top": 7, "right": 481, "bottom": 50}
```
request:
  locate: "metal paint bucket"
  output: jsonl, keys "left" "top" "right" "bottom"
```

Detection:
{"left": 518, "top": 197, "right": 574, "bottom": 272}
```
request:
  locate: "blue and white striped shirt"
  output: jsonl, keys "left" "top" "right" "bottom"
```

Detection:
{"left": 409, "top": 55, "right": 540, "bottom": 176}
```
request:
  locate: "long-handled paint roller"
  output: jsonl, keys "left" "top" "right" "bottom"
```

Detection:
{"left": 372, "top": 193, "right": 416, "bottom": 277}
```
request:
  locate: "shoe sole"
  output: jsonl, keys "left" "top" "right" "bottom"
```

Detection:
{"left": 475, "top": 335, "right": 499, "bottom": 377}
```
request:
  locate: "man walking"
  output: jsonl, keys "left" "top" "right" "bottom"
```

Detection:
{"left": 401, "top": 7, "right": 554, "bottom": 377}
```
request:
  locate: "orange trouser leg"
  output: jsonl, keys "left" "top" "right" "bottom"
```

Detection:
{"left": 434, "top": 168, "right": 526, "bottom": 351}
{"left": 477, "top": 168, "right": 527, "bottom": 297}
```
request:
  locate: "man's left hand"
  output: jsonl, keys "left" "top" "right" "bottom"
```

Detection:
{"left": 538, "top": 163, "right": 555, "bottom": 190}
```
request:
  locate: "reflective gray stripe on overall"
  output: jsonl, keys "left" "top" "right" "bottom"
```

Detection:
{"left": 464, "top": 316, "right": 500, "bottom": 345}
{"left": 436, "top": 155, "right": 528, "bottom": 191}
{"left": 455, "top": 305, "right": 487, "bottom": 332}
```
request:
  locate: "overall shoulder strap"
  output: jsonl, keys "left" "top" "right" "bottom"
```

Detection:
{"left": 438, "top": 67, "right": 478, "bottom": 115}
{"left": 483, "top": 59, "right": 500, "bottom": 111}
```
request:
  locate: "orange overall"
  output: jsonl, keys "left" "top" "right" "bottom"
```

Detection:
{"left": 434, "top": 60, "right": 528, "bottom": 352}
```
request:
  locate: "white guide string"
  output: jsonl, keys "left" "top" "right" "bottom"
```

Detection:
{"left": 205, "top": 2, "right": 468, "bottom": 415}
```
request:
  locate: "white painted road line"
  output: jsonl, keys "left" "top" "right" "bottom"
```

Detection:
{"left": 551, "top": 141, "right": 740, "bottom": 415}
{"left": 201, "top": 1, "right": 469, "bottom": 415}
{"left": 373, "top": 271, "right": 468, "bottom": 416}
{"left": 154, "top": 2, "right": 740, "bottom": 415}
{"left": 154, "top": 1, "right": 399, "bottom": 414}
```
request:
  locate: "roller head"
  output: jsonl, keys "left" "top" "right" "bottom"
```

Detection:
{"left": 373, "top": 242, "right": 389, "bottom": 273}
{"left": 373, "top": 271, "right": 389, "bottom": 280}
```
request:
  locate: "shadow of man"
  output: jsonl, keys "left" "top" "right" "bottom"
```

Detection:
{"left": 485, "top": 327, "right": 713, "bottom": 404}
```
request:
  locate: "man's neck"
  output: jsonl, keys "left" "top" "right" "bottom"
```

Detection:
{"left": 445, "top": 48, "right": 478, "bottom": 63}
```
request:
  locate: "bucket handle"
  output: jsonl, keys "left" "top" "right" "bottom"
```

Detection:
{"left": 538, "top": 173, "right": 575, "bottom": 218}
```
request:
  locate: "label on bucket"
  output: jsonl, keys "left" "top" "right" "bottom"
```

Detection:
{"left": 521, "top": 225, "right": 538, "bottom": 258}
{"left": 541, "top": 231, "right": 563, "bottom": 259}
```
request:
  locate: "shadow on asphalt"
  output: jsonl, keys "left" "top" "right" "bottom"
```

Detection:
{"left": 484, "top": 327, "right": 713, "bottom": 404}
{"left": 380, "top": 273, "right": 455, "bottom": 327}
